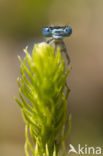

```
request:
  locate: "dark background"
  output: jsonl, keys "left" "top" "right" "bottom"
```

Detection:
{"left": 0, "top": 0, "right": 103, "bottom": 155}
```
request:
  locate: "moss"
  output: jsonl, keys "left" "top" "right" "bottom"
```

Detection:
{"left": 15, "top": 42, "right": 71, "bottom": 156}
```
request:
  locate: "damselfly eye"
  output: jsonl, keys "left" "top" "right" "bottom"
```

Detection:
{"left": 47, "top": 28, "right": 51, "bottom": 32}
{"left": 42, "top": 27, "right": 52, "bottom": 37}
{"left": 65, "top": 28, "right": 68, "bottom": 32}
{"left": 64, "top": 26, "right": 72, "bottom": 36}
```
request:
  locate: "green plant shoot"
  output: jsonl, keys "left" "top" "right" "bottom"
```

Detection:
{"left": 15, "top": 42, "right": 71, "bottom": 156}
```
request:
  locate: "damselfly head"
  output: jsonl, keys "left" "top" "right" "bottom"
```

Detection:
{"left": 42, "top": 26, "right": 72, "bottom": 39}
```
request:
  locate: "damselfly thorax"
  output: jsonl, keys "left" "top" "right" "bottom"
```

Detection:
{"left": 48, "top": 38, "right": 71, "bottom": 65}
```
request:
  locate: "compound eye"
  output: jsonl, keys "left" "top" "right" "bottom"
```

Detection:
{"left": 46, "top": 27, "right": 51, "bottom": 32}
{"left": 42, "top": 27, "right": 52, "bottom": 37}
{"left": 65, "top": 28, "right": 68, "bottom": 32}
{"left": 65, "top": 26, "right": 72, "bottom": 35}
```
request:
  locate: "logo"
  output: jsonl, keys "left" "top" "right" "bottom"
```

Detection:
{"left": 68, "top": 144, "right": 102, "bottom": 155}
